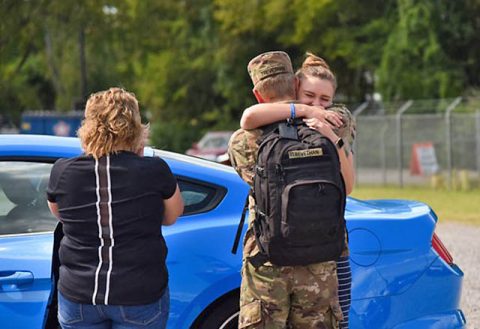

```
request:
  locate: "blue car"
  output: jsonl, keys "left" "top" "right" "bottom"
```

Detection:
{"left": 0, "top": 134, "right": 465, "bottom": 329}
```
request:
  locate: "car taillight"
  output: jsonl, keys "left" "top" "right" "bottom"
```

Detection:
{"left": 432, "top": 232, "right": 453, "bottom": 265}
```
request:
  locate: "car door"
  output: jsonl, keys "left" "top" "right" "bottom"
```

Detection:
{"left": 0, "top": 160, "right": 58, "bottom": 329}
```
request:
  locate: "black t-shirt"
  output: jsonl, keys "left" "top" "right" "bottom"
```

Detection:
{"left": 47, "top": 151, "right": 177, "bottom": 305}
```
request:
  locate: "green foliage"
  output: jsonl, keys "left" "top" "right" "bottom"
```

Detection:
{"left": 1, "top": 0, "right": 480, "bottom": 149}
{"left": 131, "top": 0, "right": 230, "bottom": 151}
{"left": 150, "top": 120, "right": 200, "bottom": 153}
{"left": 377, "top": 0, "right": 465, "bottom": 100}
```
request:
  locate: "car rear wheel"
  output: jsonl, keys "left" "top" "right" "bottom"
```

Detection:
{"left": 194, "top": 290, "right": 239, "bottom": 329}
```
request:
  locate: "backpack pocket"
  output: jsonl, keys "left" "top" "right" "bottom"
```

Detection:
{"left": 281, "top": 179, "right": 342, "bottom": 246}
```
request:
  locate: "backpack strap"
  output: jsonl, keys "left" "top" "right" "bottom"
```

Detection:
{"left": 231, "top": 194, "right": 251, "bottom": 254}
{"left": 247, "top": 252, "right": 269, "bottom": 268}
{"left": 278, "top": 120, "right": 298, "bottom": 140}
{"left": 256, "top": 122, "right": 281, "bottom": 145}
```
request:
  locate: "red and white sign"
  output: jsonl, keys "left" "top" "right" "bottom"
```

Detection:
{"left": 410, "top": 142, "right": 439, "bottom": 176}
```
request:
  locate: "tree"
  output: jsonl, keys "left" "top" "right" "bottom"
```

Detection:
{"left": 2, "top": 0, "right": 480, "bottom": 142}
{"left": 0, "top": 0, "right": 51, "bottom": 121}
{"left": 377, "top": 0, "right": 464, "bottom": 102}
{"left": 116, "top": 1, "right": 223, "bottom": 151}
{"left": 435, "top": 0, "right": 480, "bottom": 91}
{"left": 213, "top": 0, "right": 394, "bottom": 105}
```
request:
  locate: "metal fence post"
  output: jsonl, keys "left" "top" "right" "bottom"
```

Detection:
{"left": 476, "top": 110, "right": 480, "bottom": 176}
{"left": 380, "top": 121, "right": 389, "bottom": 185}
{"left": 445, "top": 97, "right": 463, "bottom": 189}
{"left": 353, "top": 101, "right": 369, "bottom": 117}
{"left": 396, "top": 100, "right": 413, "bottom": 187}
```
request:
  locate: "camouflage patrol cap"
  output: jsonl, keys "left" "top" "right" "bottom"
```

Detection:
{"left": 247, "top": 51, "right": 294, "bottom": 86}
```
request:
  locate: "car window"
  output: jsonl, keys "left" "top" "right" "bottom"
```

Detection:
{"left": 177, "top": 178, "right": 226, "bottom": 215}
{"left": 0, "top": 162, "right": 56, "bottom": 235}
{"left": 202, "top": 136, "right": 228, "bottom": 149}
{"left": 198, "top": 133, "right": 232, "bottom": 149}
{"left": 0, "top": 161, "right": 226, "bottom": 235}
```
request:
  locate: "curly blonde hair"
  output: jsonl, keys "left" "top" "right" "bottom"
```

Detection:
{"left": 77, "top": 87, "right": 147, "bottom": 159}
{"left": 296, "top": 52, "right": 337, "bottom": 90}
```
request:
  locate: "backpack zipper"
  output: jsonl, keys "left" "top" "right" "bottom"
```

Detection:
{"left": 281, "top": 179, "right": 344, "bottom": 225}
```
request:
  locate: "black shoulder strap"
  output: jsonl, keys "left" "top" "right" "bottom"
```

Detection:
{"left": 278, "top": 120, "right": 298, "bottom": 140}
{"left": 257, "top": 118, "right": 305, "bottom": 145}
{"left": 231, "top": 194, "right": 250, "bottom": 254}
{"left": 248, "top": 252, "right": 269, "bottom": 268}
{"left": 256, "top": 123, "right": 279, "bottom": 145}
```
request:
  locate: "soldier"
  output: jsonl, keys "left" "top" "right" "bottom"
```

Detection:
{"left": 228, "top": 51, "right": 344, "bottom": 329}
{"left": 236, "top": 52, "right": 356, "bottom": 329}
{"left": 240, "top": 52, "right": 355, "bottom": 194}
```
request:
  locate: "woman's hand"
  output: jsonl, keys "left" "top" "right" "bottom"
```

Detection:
{"left": 47, "top": 201, "right": 63, "bottom": 222}
{"left": 303, "top": 117, "right": 339, "bottom": 142}
{"left": 302, "top": 105, "right": 343, "bottom": 128}
{"left": 135, "top": 125, "right": 150, "bottom": 156}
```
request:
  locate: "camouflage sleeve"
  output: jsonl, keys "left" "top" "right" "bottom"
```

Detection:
{"left": 228, "top": 129, "right": 262, "bottom": 187}
{"left": 327, "top": 103, "right": 356, "bottom": 155}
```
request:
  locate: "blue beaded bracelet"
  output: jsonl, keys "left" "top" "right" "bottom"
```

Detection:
{"left": 290, "top": 103, "right": 296, "bottom": 120}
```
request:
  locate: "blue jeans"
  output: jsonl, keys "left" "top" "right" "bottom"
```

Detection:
{"left": 58, "top": 288, "right": 169, "bottom": 329}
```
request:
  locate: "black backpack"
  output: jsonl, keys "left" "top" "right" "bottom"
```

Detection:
{"left": 248, "top": 119, "right": 346, "bottom": 267}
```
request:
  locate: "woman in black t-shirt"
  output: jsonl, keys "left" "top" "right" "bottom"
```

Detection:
{"left": 47, "top": 87, "right": 184, "bottom": 329}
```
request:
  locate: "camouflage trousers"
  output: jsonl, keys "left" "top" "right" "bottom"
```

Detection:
{"left": 239, "top": 258, "right": 343, "bottom": 329}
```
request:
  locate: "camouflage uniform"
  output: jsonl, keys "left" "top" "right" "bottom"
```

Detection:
{"left": 229, "top": 51, "right": 355, "bottom": 329}
{"left": 229, "top": 108, "right": 355, "bottom": 328}
{"left": 327, "top": 103, "right": 356, "bottom": 158}
{"left": 229, "top": 129, "right": 342, "bottom": 329}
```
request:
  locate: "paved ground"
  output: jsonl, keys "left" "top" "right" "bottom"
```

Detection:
{"left": 436, "top": 222, "right": 479, "bottom": 329}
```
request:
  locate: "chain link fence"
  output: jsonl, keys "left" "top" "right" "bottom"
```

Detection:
{"left": 354, "top": 98, "right": 480, "bottom": 188}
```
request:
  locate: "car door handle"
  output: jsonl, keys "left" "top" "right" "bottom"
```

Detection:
{"left": 0, "top": 271, "right": 34, "bottom": 285}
